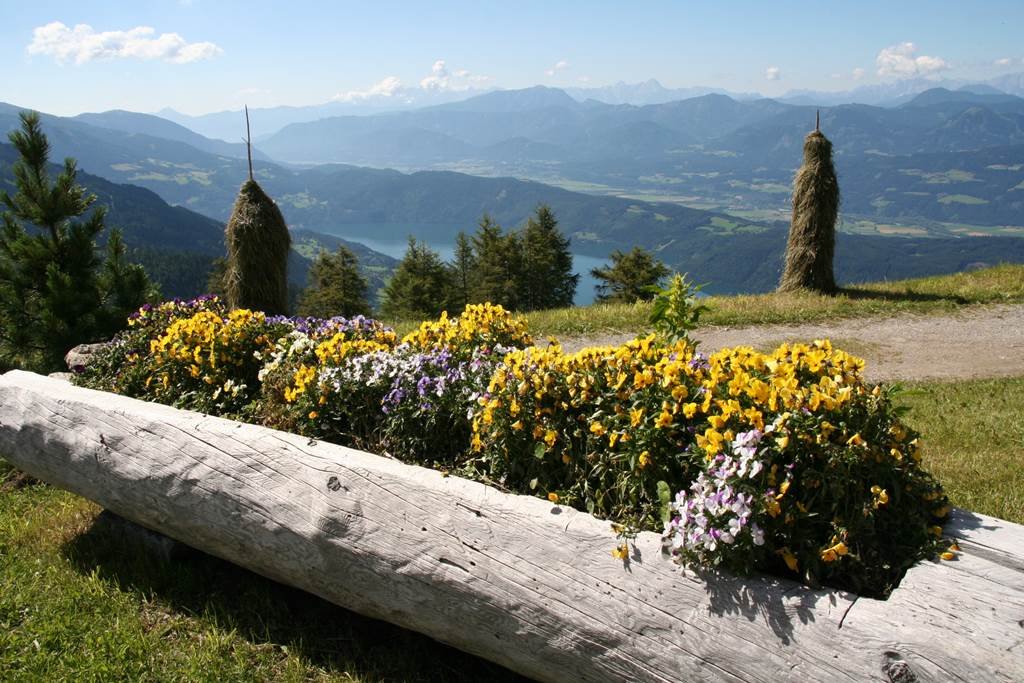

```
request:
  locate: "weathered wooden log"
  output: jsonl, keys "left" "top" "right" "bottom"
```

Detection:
{"left": 0, "top": 370, "right": 1021, "bottom": 682}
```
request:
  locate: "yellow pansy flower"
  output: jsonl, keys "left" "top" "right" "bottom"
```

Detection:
{"left": 777, "top": 548, "right": 799, "bottom": 572}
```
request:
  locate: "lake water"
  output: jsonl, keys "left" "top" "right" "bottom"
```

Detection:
{"left": 320, "top": 225, "right": 609, "bottom": 306}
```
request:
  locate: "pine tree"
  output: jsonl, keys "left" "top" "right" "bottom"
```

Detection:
{"left": 470, "top": 214, "right": 522, "bottom": 309}
{"left": 97, "top": 228, "right": 160, "bottom": 335}
{"left": 591, "top": 246, "right": 670, "bottom": 303}
{"left": 380, "top": 237, "right": 451, "bottom": 319}
{"left": 445, "top": 230, "right": 476, "bottom": 314}
{"left": 0, "top": 111, "right": 154, "bottom": 371}
{"left": 206, "top": 256, "right": 228, "bottom": 299}
{"left": 519, "top": 204, "right": 577, "bottom": 311}
{"left": 296, "top": 245, "right": 370, "bottom": 318}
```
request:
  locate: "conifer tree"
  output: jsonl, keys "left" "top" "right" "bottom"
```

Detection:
{"left": 519, "top": 204, "right": 577, "bottom": 311}
{"left": 591, "top": 246, "right": 669, "bottom": 303}
{"left": 0, "top": 111, "right": 154, "bottom": 371}
{"left": 206, "top": 256, "right": 228, "bottom": 299}
{"left": 97, "top": 228, "right": 160, "bottom": 334}
{"left": 296, "top": 245, "right": 370, "bottom": 318}
{"left": 380, "top": 237, "right": 451, "bottom": 319}
{"left": 470, "top": 214, "right": 522, "bottom": 310}
{"left": 445, "top": 230, "right": 476, "bottom": 314}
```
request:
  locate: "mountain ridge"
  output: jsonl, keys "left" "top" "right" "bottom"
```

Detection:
{"left": 4, "top": 101, "right": 1023, "bottom": 297}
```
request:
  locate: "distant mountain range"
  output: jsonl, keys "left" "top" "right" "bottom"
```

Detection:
{"left": 778, "top": 73, "right": 1024, "bottom": 107}
{"left": 2, "top": 92, "right": 1023, "bottom": 298}
{"left": 246, "top": 85, "right": 1024, "bottom": 231}
{"left": 0, "top": 99, "right": 760, "bottom": 247}
{"left": 564, "top": 79, "right": 761, "bottom": 106}
{"left": 255, "top": 85, "right": 1024, "bottom": 164}
{"left": 0, "top": 139, "right": 397, "bottom": 301}
{"left": 155, "top": 73, "right": 1024, "bottom": 143}
{"left": 158, "top": 87, "right": 496, "bottom": 142}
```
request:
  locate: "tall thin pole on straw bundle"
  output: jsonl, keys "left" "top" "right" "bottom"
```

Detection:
{"left": 245, "top": 105, "right": 254, "bottom": 182}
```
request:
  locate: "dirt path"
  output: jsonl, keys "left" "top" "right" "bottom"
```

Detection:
{"left": 558, "top": 303, "right": 1024, "bottom": 383}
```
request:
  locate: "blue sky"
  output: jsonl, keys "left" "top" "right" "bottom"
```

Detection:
{"left": 2, "top": 0, "right": 1023, "bottom": 116}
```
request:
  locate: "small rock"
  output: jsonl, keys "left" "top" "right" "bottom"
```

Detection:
{"left": 65, "top": 343, "right": 109, "bottom": 372}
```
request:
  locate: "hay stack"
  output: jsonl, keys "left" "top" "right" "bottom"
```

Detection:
{"left": 224, "top": 179, "right": 291, "bottom": 314}
{"left": 778, "top": 123, "right": 839, "bottom": 294}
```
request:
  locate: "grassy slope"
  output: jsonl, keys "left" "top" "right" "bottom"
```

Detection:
{"left": 515, "top": 263, "right": 1024, "bottom": 338}
{"left": 0, "top": 463, "right": 524, "bottom": 682}
{"left": 898, "top": 377, "right": 1024, "bottom": 524}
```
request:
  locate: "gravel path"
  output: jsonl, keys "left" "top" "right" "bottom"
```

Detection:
{"left": 558, "top": 303, "right": 1024, "bottom": 383}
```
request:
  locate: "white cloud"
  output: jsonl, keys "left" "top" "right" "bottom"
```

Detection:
{"left": 331, "top": 76, "right": 404, "bottom": 102}
{"left": 419, "top": 59, "right": 491, "bottom": 91}
{"left": 420, "top": 59, "right": 450, "bottom": 90}
{"left": 852, "top": 67, "right": 866, "bottom": 80}
{"left": 331, "top": 62, "right": 490, "bottom": 102}
{"left": 876, "top": 42, "right": 948, "bottom": 77}
{"left": 995, "top": 57, "right": 1013, "bottom": 67}
{"left": 577, "top": 75, "right": 591, "bottom": 84}
{"left": 544, "top": 59, "right": 569, "bottom": 77}
{"left": 765, "top": 66, "right": 781, "bottom": 81}
{"left": 27, "top": 21, "right": 221, "bottom": 65}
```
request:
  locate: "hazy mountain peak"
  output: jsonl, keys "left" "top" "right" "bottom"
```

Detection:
{"left": 956, "top": 83, "right": 1008, "bottom": 95}
{"left": 901, "top": 86, "right": 1023, "bottom": 108}
{"left": 564, "top": 81, "right": 759, "bottom": 106}
{"left": 426, "top": 85, "right": 580, "bottom": 112}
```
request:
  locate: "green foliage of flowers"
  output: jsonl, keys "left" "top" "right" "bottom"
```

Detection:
{"left": 648, "top": 272, "right": 709, "bottom": 345}
{"left": 471, "top": 336, "right": 948, "bottom": 596}
{"left": 77, "top": 298, "right": 947, "bottom": 597}
{"left": 78, "top": 296, "right": 291, "bottom": 415}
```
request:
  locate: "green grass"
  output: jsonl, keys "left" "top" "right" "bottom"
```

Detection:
{"left": 502, "top": 263, "right": 1024, "bottom": 338}
{"left": 0, "top": 462, "right": 524, "bottom": 682}
{"left": 897, "top": 377, "right": 1024, "bottom": 524}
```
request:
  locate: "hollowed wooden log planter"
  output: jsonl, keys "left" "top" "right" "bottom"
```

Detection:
{"left": 1, "top": 371, "right": 1022, "bottom": 682}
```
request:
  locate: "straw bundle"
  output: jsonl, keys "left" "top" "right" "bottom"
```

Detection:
{"left": 779, "top": 127, "right": 839, "bottom": 294}
{"left": 224, "top": 179, "right": 291, "bottom": 314}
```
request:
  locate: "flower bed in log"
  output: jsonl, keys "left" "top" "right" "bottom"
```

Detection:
{"left": 76, "top": 296, "right": 952, "bottom": 597}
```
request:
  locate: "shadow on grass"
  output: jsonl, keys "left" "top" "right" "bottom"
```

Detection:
{"left": 0, "top": 462, "right": 41, "bottom": 492}
{"left": 62, "top": 512, "right": 527, "bottom": 683}
{"left": 838, "top": 287, "right": 969, "bottom": 305}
